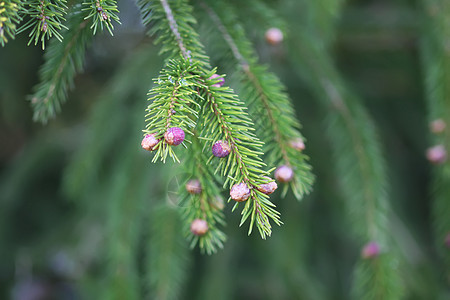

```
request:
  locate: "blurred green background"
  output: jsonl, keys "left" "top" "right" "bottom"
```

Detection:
{"left": 0, "top": 0, "right": 447, "bottom": 299}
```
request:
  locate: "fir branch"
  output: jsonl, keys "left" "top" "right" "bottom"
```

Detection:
{"left": 421, "top": 0, "right": 450, "bottom": 275}
{"left": 143, "top": 58, "right": 202, "bottom": 163}
{"left": 352, "top": 254, "right": 403, "bottom": 300}
{"left": 179, "top": 133, "right": 226, "bottom": 254}
{"left": 138, "top": 0, "right": 210, "bottom": 68}
{"left": 322, "top": 78, "right": 388, "bottom": 241}
{"left": 160, "top": 0, "right": 189, "bottom": 60}
{"left": 198, "top": 73, "right": 282, "bottom": 239}
{"left": 139, "top": 0, "right": 281, "bottom": 238}
{"left": 29, "top": 7, "right": 92, "bottom": 123}
{"left": 278, "top": 0, "right": 404, "bottom": 297}
{"left": 18, "top": 0, "right": 68, "bottom": 49}
{"left": 82, "top": 0, "right": 120, "bottom": 35}
{"left": 324, "top": 88, "right": 403, "bottom": 299}
{"left": 200, "top": 1, "right": 314, "bottom": 200}
{"left": 0, "top": 0, "right": 23, "bottom": 46}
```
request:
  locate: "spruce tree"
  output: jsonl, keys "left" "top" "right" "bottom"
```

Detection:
{"left": 0, "top": 0, "right": 449, "bottom": 299}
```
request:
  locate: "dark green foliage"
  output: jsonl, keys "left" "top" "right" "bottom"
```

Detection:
{"left": 147, "top": 206, "right": 190, "bottom": 300}
{"left": 179, "top": 135, "right": 227, "bottom": 254}
{"left": 18, "top": 0, "right": 68, "bottom": 49}
{"left": 138, "top": 0, "right": 210, "bottom": 67}
{"left": 0, "top": 0, "right": 23, "bottom": 46}
{"left": 275, "top": 0, "right": 404, "bottom": 297}
{"left": 352, "top": 254, "right": 403, "bottom": 300}
{"left": 1, "top": 0, "right": 449, "bottom": 299}
{"left": 421, "top": 0, "right": 450, "bottom": 278}
{"left": 198, "top": 1, "right": 314, "bottom": 199}
{"left": 29, "top": 6, "right": 92, "bottom": 123}
{"left": 144, "top": 59, "right": 201, "bottom": 162}
{"left": 140, "top": 0, "right": 283, "bottom": 239}
{"left": 82, "top": 0, "right": 119, "bottom": 35}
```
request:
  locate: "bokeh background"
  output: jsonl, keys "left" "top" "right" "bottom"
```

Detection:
{"left": 0, "top": 0, "right": 448, "bottom": 299}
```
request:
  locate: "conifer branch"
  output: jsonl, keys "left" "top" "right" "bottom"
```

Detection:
{"left": 275, "top": 0, "right": 404, "bottom": 296}
{"left": 160, "top": 0, "right": 189, "bottom": 60}
{"left": 82, "top": 0, "right": 120, "bottom": 35}
{"left": 352, "top": 254, "right": 403, "bottom": 300}
{"left": 199, "top": 1, "right": 314, "bottom": 199}
{"left": 138, "top": 0, "right": 210, "bottom": 68}
{"left": 198, "top": 75, "right": 282, "bottom": 238}
{"left": 321, "top": 56, "right": 403, "bottom": 300}
{"left": 421, "top": 0, "right": 450, "bottom": 275}
{"left": 180, "top": 133, "right": 226, "bottom": 254}
{"left": 144, "top": 58, "right": 202, "bottom": 163}
{"left": 18, "top": 0, "right": 68, "bottom": 49}
{"left": 29, "top": 7, "right": 92, "bottom": 123}
{"left": 0, "top": 0, "right": 23, "bottom": 46}
{"left": 139, "top": 0, "right": 281, "bottom": 238}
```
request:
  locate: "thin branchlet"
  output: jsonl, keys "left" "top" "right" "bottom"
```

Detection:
{"left": 82, "top": 0, "right": 120, "bottom": 35}
{"left": 18, "top": 0, "right": 68, "bottom": 49}
{"left": 160, "top": 0, "right": 190, "bottom": 60}
{"left": 199, "top": 1, "right": 247, "bottom": 66}
{"left": 30, "top": 8, "right": 92, "bottom": 123}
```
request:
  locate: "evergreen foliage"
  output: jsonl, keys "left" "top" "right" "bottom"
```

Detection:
{"left": 18, "top": 0, "right": 68, "bottom": 49}
{"left": 272, "top": 0, "right": 404, "bottom": 298}
{"left": 198, "top": 0, "right": 314, "bottom": 200}
{"left": 138, "top": 0, "right": 209, "bottom": 66}
{"left": 0, "top": 0, "right": 23, "bottom": 46}
{"left": 143, "top": 58, "right": 201, "bottom": 163}
{"left": 1, "top": 0, "right": 449, "bottom": 299}
{"left": 29, "top": 5, "right": 92, "bottom": 123}
{"left": 82, "top": 0, "right": 119, "bottom": 35}
{"left": 421, "top": 0, "right": 450, "bottom": 279}
{"left": 139, "top": 0, "right": 284, "bottom": 240}
{"left": 147, "top": 206, "right": 190, "bottom": 300}
{"left": 179, "top": 134, "right": 227, "bottom": 254}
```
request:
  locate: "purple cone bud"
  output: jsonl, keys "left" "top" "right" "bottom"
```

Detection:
{"left": 265, "top": 28, "right": 283, "bottom": 45}
{"left": 230, "top": 182, "right": 251, "bottom": 202}
{"left": 164, "top": 127, "right": 185, "bottom": 146}
{"left": 209, "top": 74, "right": 225, "bottom": 87}
{"left": 426, "top": 145, "right": 447, "bottom": 164}
{"left": 289, "top": 138, "right": 305, "bottom": 151}
{"left": 361, "top": 241, "right": 380, "bottom": 259}
{"left": 190, "top": 219, "right": 209, "bottom": 236}
{"left": 186, "top": 179, "right": 202, "bottom": 194}
{"left": 256, "top": 177, "right": 278, "bottom": 195}
{"left": 275, "top": 165, "right": 294, "bottom": 183}
{"left": 141, "top": 133, "right": 160, "bottom": 151}
{"left": 212, "top": 140, "right": 231, "bottom": 158}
